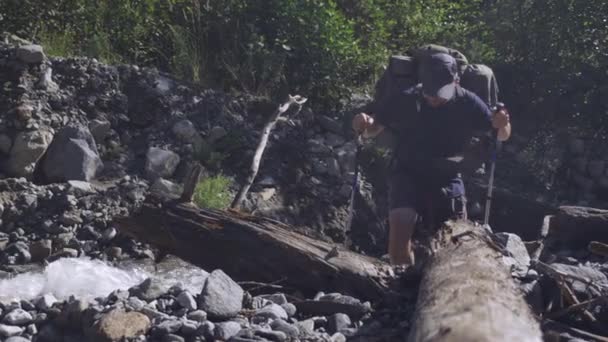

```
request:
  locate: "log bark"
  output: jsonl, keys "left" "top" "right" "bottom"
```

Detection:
{"left": 114, "top": 201, "right": 393, "bottom": 301}
{"left": 549, "top": 206, "right": 608, "bottom": 247}
{"left": 407, "top": 220, "right": 542, "bottom": 342}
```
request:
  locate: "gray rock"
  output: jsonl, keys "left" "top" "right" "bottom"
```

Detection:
{"left": 5, "top": 336, "right": 30, "bottom": 342}
{"left": 199, "top": 270, "right": 244, "bottom": 319}
{"left": 260, "top": 294, "right": 287, "bottom": 305}
{"left": 35, "top": 294, "right": 57, "bottom": 311}
{"left": 180, "top": 320, "right": 199, "bottom": 335}
{"left": 255, "top": 329, "right": 288, "bottom": 342}
{"left": 172, "top": 120, "right": 198, "bottom": 143}
{"left": 7, "top": 130, "right": 53, "bottom": 178}
{"left": 127, "top": 297, "right": 146, "bottom": 311}
{"left": 67, "top": 180, "right": 95, "bottom": 193}
{"left": 6, "top": 242, "right": 31, "bottom": 263}
{"left": 42, "top": 125, "right": 103, "bottom": 182}
{"left": 331, "top": 332, "right": 346, "bottom": 342}
{"left": 494, "top": 233, "right": 531, "bottom": 275}
{"left": 550, "top": 263, "right": 608, "bottom": 296}
{"left": 163, "top": 334, "right": 185, "bottom": 342}
{"left": 197, "top": 321, "right": 215, "bottom": 340}
{"left": 254, "top": 304, "right": 288, "bottom": 321}
{"left": 270, "top": 319, "right": 299, "bottom": 338}
{"left": 130, "top": 278, "right": 167, "bottom": 302}
{"left": 0, "top": 324, "right": 24, "bottom": 338}
{"left": 37, "top": 67, "right": 59, "bottom": 92}
{"left": 208, "top": 126, "right": 227, "bottom": 143}
{"left": 145, "top": 147, "right": 180, "bottom": 180}
{"left": 308, "top": 139, "right": 332, "bottom": 154}
{"left": 89, "top": 119, "right": 111, "bottom": 143}
{"left": 155, "top": 320, "right": 183, "bottom": 335}
{"left": 327, "top": 313, "right": 351, "bottom": 334}
{"left": 0, "top": 134, "right": 12, "bottom": 154}
{"left": 101, "top": 227, "right": 117, "bottom": 242}
{"left": 294, "top": 319, "right": 315, "bottom": 335}
{"left": 16, "top": 44, "right": 45, "bottom": 64}
{"left": 187, "top": 310, "right": 207, "bottom": 322}
{"left": 139, "top": 306, "right": 170, "bottom": 321}
{"left": 2, "top": 308, "right": 32, "bottom": 325}
{"left": 280, "top": 303, "right": 296, "bottom": 318}
{"left": 325, "top": 133, "right": 345, "bottom": 147}
{"left": 177, "top": 291, "right": 197, "bottom": 311}
{"left": 151, "top": 178, "right": 183, "bottom": 199}
{"left": 325, "top": 157, "right": 341, "bottom": 177}
{"left": 214, "top": 321, "right": 242, "bottom": 340}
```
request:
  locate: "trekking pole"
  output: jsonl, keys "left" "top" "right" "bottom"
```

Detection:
{"left": 483, "top": 102, "right": 505, "bottom": 227}
{"left": 345, "top": 133, "right": 363, "bottom": 233}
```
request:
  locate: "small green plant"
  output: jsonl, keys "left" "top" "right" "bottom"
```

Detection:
{"left": 38, "top": 27, "right": 77, "bottom": 57}
{"left": 193, "top": 175, "right": 232, "bottom": 209}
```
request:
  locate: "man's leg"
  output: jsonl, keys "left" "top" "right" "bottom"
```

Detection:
{"left": 388, "top": 207, "right": 417, "bottom": 265}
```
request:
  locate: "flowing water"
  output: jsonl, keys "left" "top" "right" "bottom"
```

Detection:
{"left": 0, "top": 256, "right": 209, "bottom": 302}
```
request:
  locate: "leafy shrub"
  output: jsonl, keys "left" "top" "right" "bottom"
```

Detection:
{"left": 193, "top": 175, "right": 232, "bottom": 209}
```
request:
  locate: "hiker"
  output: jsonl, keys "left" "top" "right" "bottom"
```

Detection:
{"left": 352, "top": 53, "right": 511, "bottom": 266}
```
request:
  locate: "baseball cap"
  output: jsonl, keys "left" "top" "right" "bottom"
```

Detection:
{"left": 420, "top": 53, "right": 459, "bottom": 100}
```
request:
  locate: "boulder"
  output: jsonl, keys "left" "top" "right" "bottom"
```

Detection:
{"left": 89, "top": 309, "right": 151, "bottom": 342}
{"left": 198, "top": 270, "right": 244, "bottom": 319}
{"left": 214, "top": 321, "right": 241, "bottom": 340}
{"left": 16, "top": 44, "right": 45, "bottom": 64}
{"left": 6, "top": 130, "right": 53, "bottom": 178}
{"left": 89, "top": 119, "right": 112, "bottom": 143}
{"left": 37, "top": 67, "right": 59, "bottom": 92}
{"left": 42, "top": 125, "right": 103, "bottom": 182}
{"left": 144, "top": 147, "right": 180, "bottom": 180}
{"left": 172, "top": 120, "right": 198, "bottom": 143}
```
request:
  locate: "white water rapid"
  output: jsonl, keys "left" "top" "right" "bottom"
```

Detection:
{"left": 0, "top": 256, "right": 209, "bottom": 302}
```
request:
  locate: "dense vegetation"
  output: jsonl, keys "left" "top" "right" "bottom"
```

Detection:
{"left": 1, "top": 0, "right": 607, "bottom": 132}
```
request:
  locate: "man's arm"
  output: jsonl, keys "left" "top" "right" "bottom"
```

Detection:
{"left": 493, "top": 109, "right": 511, "bottom": 141}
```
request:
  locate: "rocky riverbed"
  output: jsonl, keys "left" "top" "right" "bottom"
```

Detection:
{"left": 1, "top": 35, "right": 607, "bottom": 342}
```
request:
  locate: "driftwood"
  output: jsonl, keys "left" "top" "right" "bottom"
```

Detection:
{"left": 115, "top": 200, "right": 393, "bottom": 301}
{"left": 231, "top": 94, "right": 307, "bottom": 209}
{"left": 549, "top": 206, "right": 608, "bottom": 247}
{"left": 407, "top": 220, "right": 542, "bottom": 342}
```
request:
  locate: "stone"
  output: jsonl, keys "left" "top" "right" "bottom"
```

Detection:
{"left": 180, "top": 320, "right": 199, "bottom": 335}
{"left": 5, "top": 242, "right": 31, "bottom": 263}
{"left": 89, "top": 119, "right": 112, "bottom": 143}
{"left": 331, "top": 332, "right": 346, "bottom": 342}
{"left": 308, "top": 139, "right": 332, "bottom": 154}
{"left": 199, "top": 270, "right": 244, "bottom": 319}
{"left": 172, "top": 120, "right": 198, "bottom": 143}
{"left": 325, "top": 157, "right": 341, "bottom": 177}
{"left": 270, "top": 319, "right": 299, "bottom": 338}
{"left": 35, "top": 294, "right": 57, "bottom": 311}
{"left": 5, "top": 336, "right": 30, "bottom": 342}
{"left": 155, "top": 320, "right": 183, "bottom": 335}
{"left": 68, "top": 180, "right": 95, "bottom": 193}
{"left": 255, "top": 329, "right": 288, "bottom": 342}
{"left": 90, "top": 309, "right": 151, "bottom": 342}
{"left": 101, "top": 227, "right": 117, "bottom": 242}
{"left": 294, "top": 319, "right": 315, "bottom": 335}
{"left": 129, "top": 278, "right": 167, "bottom": 302}
{"left": 126, "top": 297, "right": 146, "bottom": 311}
{"left": 0, "top": 324, "right": 24, "bottom": 337}
{"left": 325, "top": 133, "right": 345, "bottom": 147}
{"left": 187, "top": 310, "right": 207, "bottom": 322}
{"left": 197, "top": 321, "right": 215, "bottom": 340}
{"left": 2, "top": 309, "right": 33, "bottom": 325}
{"left": 208, "top": 126, "right": 228, "bottom": 143}
{"left": 6, "top": 130, "right": 53, "bottom": 178}
{"left": 42, "top": 125, "right": 103, "bottom": 182}
{"left": 258, "top": 188, "right": 276, "bottom": 201}
{"left": 16, "top": 44, "right": 45, "bottom": 64}
{"left": 494, "top": 232, "right": 531, "bottom": 275}
{"left": 0, "top": 134, "right": 12, "bottom": 154}
{"left": 144, "top": 147, "right": 180, "bottom": 180}
{"left": 150, "top": 178, "right": 183, "bottom": 199}
{"left": 163, "top": 334, "right": 185, "bottom": 342}
{"left": 177, "top": 291, "right": 197, "bottom": 311}
{"left": 214, "top": 321, "right": 242, "bottom": 340}
{"left": 37, "top": 67, "right": 59, "bottom": 92}
{"left": 254, "top": 304, "right": 288, "bottom": 321}
{"left": 280, "top": 303, "right": 296, "bottom": 318}
{"left": 327, "top": 313, "right": 351, "bottom": 334}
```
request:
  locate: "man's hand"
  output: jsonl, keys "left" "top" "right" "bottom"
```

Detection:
{"left": 352, "top": 112, "right": 375, "bottom": 133}
{"left": 492, "top": 107, "right": 511, "bottom": 141}
{"left": 492, "top": 108, "right": 510, "bottom": 129}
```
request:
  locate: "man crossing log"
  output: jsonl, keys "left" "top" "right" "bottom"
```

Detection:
{"left": 352, "top": 52, "right": 511, "bottom": 266}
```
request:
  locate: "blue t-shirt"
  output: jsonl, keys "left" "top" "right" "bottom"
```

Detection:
{"left": 375, "top": 85, "right": 492, "bottom": 165}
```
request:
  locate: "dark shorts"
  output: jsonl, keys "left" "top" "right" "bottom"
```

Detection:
{"left": 388, "top": 161, "right": 467, "bottom": 220}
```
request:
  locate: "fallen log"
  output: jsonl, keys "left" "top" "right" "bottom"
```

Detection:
{"left": 407, "top": 220, "right": 543, "bottom": 342}
{"left": 115, "top": 200, "right": 394, "bottom": 301}
{"left": 549, "top": 206, "right": 608, "bottom": 247}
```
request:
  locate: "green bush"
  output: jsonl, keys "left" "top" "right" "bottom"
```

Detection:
{"left": 193, "top": 175, "right": 232, "bottom": 209}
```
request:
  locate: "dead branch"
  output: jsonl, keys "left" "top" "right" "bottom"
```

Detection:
{"left": 180, "top": 163, "right": 203, "bottom": 203}
{"left": 589, "top": 241, "right": 608, "bottom": 257}
{"left": 547, "top": 295, "right": 608, "bottom": 319}
{"left": 231, "top": 94, "right": 307, "bottom": 209}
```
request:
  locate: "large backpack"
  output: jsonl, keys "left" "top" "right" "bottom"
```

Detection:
{"left": 369, "top": 44, "right": 499, "bottom": 175}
